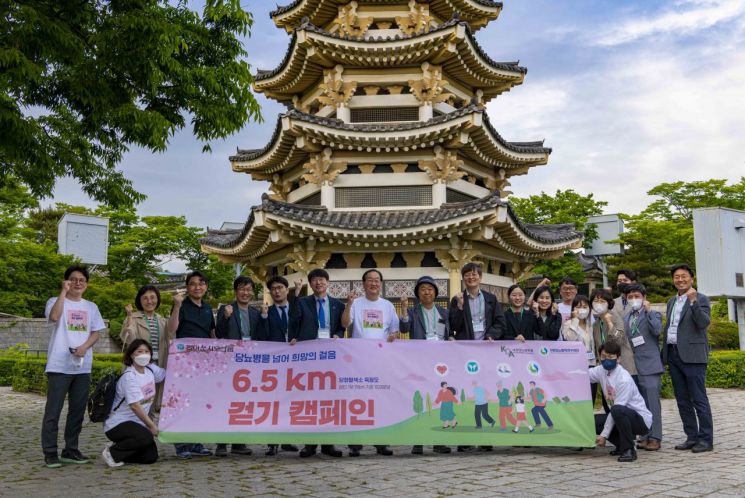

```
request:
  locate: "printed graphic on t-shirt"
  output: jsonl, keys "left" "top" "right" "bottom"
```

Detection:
{"left": 362, "top": 309, "right": 384, "bottom": 329}
{"left": 66, "top": 309, "right": 89, "bottom": 332}
{"left": 141, "top": 382, "right": 156, "bottom": 404}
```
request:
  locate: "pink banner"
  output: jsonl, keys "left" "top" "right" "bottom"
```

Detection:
{"left": 159, "top": 339, "right": 596, "bottom": 447}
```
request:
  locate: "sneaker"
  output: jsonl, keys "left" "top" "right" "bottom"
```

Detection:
{"left": 190, "top": 444, "right": 212, "bottom": 457}
{"left": 513, "top": 428, "right": 519, "bottom": 433}
{"left": 529, "top": 426, "right": 535, "bottom": 432}
{"left": 44, "top": 454, "right": 62, "bottom": 469}
{"left": 215, "top": 444, "right": 228, "bottom": 457}
{"left": 101, "top": 447, "right": 123, "bottom": 468}
{"left": 176, "top": 450, "right": 192, "bottom": 460}
{"left": 60, "top": 449, "right": 90, "bottom": 464}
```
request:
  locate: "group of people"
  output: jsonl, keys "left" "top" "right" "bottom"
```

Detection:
{"left": 40, "top": 261, "right": 713, "bottom": 468}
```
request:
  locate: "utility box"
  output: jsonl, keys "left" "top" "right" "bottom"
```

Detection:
{"left": 693, "top": 208, "right": 745, "bottom": 298}
{"left": 57, "top": 213, "right": 109, "bottom": 265}
{"left": 585, "top": 214, "right": 624, "bottom": 256}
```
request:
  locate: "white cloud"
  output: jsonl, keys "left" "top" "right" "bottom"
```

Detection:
{"left": 591, "top": 0, "right": 745, "bottom": 46}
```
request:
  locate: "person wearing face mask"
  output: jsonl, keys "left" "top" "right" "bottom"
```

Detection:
{"left": 560, "top": 295, "right": 602, "bottom": 404}
{"left": 613, "top": 269, "right": 638, "bottom": 321}
{"left": 528, "top": 285, "right": 561, "bottom": 341}
{"left": 590, "top": 288, "right": 637, "bottom": 381}
{"left": 503, "top": 285, "right": 535, "bottom": 341}
{"left": 623, "top": 284, "right": 664, "bottom": 452}
{"left": 592, "top": 341, "right": 652, "bottom": 462}
{"left": 101, "top": 339, "right": 166, "bottom": 467}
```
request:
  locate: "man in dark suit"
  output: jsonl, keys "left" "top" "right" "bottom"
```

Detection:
{"left": 258, "top": 275, "right": 299, "bottom": 457}
{"left": 662, "top": 264, "right": 713, "bottom": 453}
{"left": 214, "top": 276, "right": 263, "bottom": 457}
{"left": 399, "top": 275, "right": 452, "bottom": 455}
{"left": 623, "top": 283, "right": 664, "bottom": 452}
{"left": 448, "top": 262, "right": 506, "bottom": 452}
{"left": 289, "top": 268, "right": 344, "bottom": 458}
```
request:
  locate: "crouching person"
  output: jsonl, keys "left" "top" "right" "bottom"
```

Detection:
{"left": 102, "top": 339, "right": 165, "bottom": 467}
{"left": 592, "top": 341, "right": 652, "bottom": 462}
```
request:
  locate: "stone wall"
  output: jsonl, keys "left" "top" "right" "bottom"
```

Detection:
{"left": 0, "top": 316, "right": 120, "bottom": 354}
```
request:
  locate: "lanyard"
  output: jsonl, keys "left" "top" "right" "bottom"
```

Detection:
{"left": 599, "top": 320, "right": 606, "bottom": 343}
{"left": 235, "top": 307, "right": 250, "bottom": 335}
{"left": 630, "top": 312, "right": 640, "bottom": 336}
{"left": 420, "top": 305, "right": 437, "bottom": 337}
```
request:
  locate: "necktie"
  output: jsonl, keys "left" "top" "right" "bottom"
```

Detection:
{"left": 280, "top": 306, "right": 288, "bottom": 331}
{"left": 318, "top": 298, "right": 326, "bottom": 329}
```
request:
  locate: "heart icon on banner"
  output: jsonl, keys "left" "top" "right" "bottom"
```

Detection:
{"left": 435, "top": 363, "right": 449, "bottom": 377}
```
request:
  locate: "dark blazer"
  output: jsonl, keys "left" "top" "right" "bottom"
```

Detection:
{"left": 531, "top": 312, "right": 561, "bottom": 341}
{"left": 215, "top": 301, "right": 264, "bottom": 340}
{"left": 503, "top": 307, "right": 536, "bottom": 340}
{"left": 448, "top": 290, "right": 506, "bottom": 341}
{"left": 289, "top": 295, "right": 345, "bottom": 342}
{"left": 662, "top": 293, "right": 711, "bottom": 364}
{"left": 399, "top": 304, "right": 450, "bottom": 340}
{"left": 259, "top": 304, "right": 292, "bottom": 343}
{"left": 624, "top": 308, "right": 664, "bottom": 376}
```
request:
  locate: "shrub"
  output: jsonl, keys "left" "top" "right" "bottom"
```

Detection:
{"left": 661, "top": 350, "right": 745, "bottom": 398}
{"left": 10, "top": 358, "right": 122, "bottom": 395}
{"left": 708, "top": 320, "right": 740, "bottom": 350}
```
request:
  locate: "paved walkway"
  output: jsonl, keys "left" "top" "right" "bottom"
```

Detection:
{"left": 1, "top": 386, "right": 744, "bottom": 497}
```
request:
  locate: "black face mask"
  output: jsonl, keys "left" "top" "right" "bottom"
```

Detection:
{"left": 617, "top": 283, "right": 629, "bottom": 295}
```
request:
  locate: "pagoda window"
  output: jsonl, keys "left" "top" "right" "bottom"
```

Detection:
{"left": 487, "top": 261, "right": 494, "bottom": 274}
{"left": 325, "top": 253, "right": 347, "bottom": 269}
{"left": 361, "top": 253, "right": 378, "bottom": 268}
{"left": 350, "top": 107, "right": 419, "bottom": 123}
{"left": 421, "top": 252, "right": 443, "bottom": 268}
{"left": 475, "top": 178, "right": 487, "bottom": 189}
{"left": 405, "top": 164, "right": 420, "bottom": 173}
{"left": 499, "top": 263, "right": 509, "bottom": 276}
{"left": 341, "top": 165, "right": 361, "bottom": 174}
{"left": 391, "top": 253, "right": 407, "bottom": 268}
{"left": 296, "top": 191, "right": 321, "bottom": 206}
{"left": 446, "top": 188, "right": 477, "bottom": 203}
{"left": 335, "top": 185, "right": 432, "bottom": 208}
{"left": 374, "top": 164, "right": 393, "bottom": 173}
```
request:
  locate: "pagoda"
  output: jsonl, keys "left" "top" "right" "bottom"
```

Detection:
{"left": 201, "top": 0, "right": 583, "bottom": 302}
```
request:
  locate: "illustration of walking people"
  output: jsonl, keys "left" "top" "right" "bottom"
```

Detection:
{"left": 496, "top": 382, "right": 518, "bottom": 431}
{"left": 472, "top": 380, "right": 495, "bottom": 428}
{"left": 434, "top": 382, "right": 460, "bottom": 428}
{"left": 512, "top": 396, "right": 534, "bottom": 433}
{"left": 529, "top": 381, "right": 554, "bottom": 430}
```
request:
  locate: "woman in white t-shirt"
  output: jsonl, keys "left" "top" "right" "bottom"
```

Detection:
{"left": 102, "top": 339, "right": 166, "bottom": 467}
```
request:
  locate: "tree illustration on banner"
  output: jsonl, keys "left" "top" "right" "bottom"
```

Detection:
{"left": 425, "top": 392, "right": 432, "bottom": 414}
{"left": 460, "top": 388, "right": 466, "bottom": 403}
{"left": 413, "top": 390, "right": 424, "bottom": 418}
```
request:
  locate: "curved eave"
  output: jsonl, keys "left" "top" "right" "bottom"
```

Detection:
{"left": 270, "top": 0, "right": 502, "bottom": 33}
{"left": 254, "top": 21, "right": 525, "bottom": 102}
{"left": 230, "top": 107, "right": 549, "bottom": 175}
{"left": 201, "top": 194, "right": 583, "bottom": 260}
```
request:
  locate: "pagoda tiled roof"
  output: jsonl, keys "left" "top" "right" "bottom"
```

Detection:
{"left": 270, "top": 1, "right": 502, "bottom": 32}
{"left": 200, "top": 191, "right": 582, "bottom": 255}
{"left": 230, "top": 105, "right": 550, "bottom": 169}
{"left": 254, "top": 18, "right": 525, "bottom": 102}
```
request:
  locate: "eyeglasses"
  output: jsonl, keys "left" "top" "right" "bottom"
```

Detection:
{"left": 68, "top": 278, "right": 87, "bottom": 284}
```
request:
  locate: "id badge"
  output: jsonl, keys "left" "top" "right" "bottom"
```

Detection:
{"left": 426, "top": 335, "right": 439, "bottom": 341}
{"left": 318, "top": 328, "right": 330, "bottom": 339}
{"left": 586, "top": 351, "right": 596, "bottom": 362}
{"left": 632, "top": 335, "right": 645, "bottom": 347}
{"left": 473, "top": 322, "right": 485, "bottom": 333}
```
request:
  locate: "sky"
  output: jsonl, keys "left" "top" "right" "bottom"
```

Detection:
{"left": 49, "top": 0, "right": 745, "bottom": 237}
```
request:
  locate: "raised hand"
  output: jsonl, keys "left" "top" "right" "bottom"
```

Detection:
{"left": 551, "top": 303, "right": 558, "bottom": 315}
{"left": 571, "top": 308, "right": 579, "bottom": 319}
{"left": 294, "top": 278, "right": 303, "bottom": 296}
{"left": 61, "top": 280, "right": 71, "bottom": 294}
{"left": 173, "top": 292, "right": 185, "bottom": 306}
{"left": 531, "top": 302, "right": 540, "bottom": 316}
{"left": 400, "top": 297, "right": 409, "bottom": 315}
{"left": 224, "top": 304, "right": 234, "bottom": 319}
{"left": 125, "top": 304, "right": 133, "bottom": 317}
{"left": 686, "top": 287, "right": 698, "bottom": 303}
{"left": 643, "top": 300, "right": 652, "bottom": 311}
{"left": 455, "top": 292, "right": 464, "bottom": 310}
{"left": 261, "top": 302, "right": 269, "bottom": 315}
{"left": 347, "top": 289, "right": 358, "bottom": 305}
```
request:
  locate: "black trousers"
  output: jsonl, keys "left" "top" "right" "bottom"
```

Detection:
{"left": 41, "top": 373, "right": 90, "bottom": 455}
{"left": 595, "top": 405, "right": 648, "bottom": 452}
{"left": 668, "top": 345, "right": 714, "bottom": 445}
{"left": 474, "top": 403, "right": 495, "bottom": 428}
{"left": 105, "top": 421, "right": 159, "bottom": 464}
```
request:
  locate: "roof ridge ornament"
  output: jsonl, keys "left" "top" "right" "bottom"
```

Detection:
{"left": 396, "top": 0, "right": 433, "bottom": 36}
{"left": 333, "top": 1, "right": 372, "bottom": 38}
{"left": 417, "top": 146, "right": 466, "bottom": 184}
{"left": 408, "top": 62, "right": 454, "bottom": 105}
{"left": 317, "top": 65, "right": 357, "bottom": 109}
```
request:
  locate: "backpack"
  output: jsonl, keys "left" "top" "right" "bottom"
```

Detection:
{"left": 88, "top": 366, "right": 152, "bottom": 422}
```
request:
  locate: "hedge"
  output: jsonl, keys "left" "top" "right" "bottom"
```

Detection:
{"left": 7, "top": 358, "right": 122, "bottom": 395}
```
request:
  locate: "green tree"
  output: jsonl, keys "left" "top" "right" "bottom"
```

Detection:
{"left": 510, "top": 189, "right": 607, "bottom": 284}
{"left": 412, "top": 390, "right": 423, "bottom": 417}
{"left": 516, "top": 381, "right": 525, "bottom": 398}
{"left": 2, "top": 0, "right": 262, "bottom": 207}
{"left": 460, "top": 388, "right": 466, "bottom": 403}
{"left": 425, "top": 392, "right": 432, "bottom": 414}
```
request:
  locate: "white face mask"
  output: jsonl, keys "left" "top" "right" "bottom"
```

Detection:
{"left": 134, "top": 354, "right": 151, "bottom": 367}
{"left": 629, "top": 298, "right": 643, "bottom": 311}
{"left": 592, "top": 303, "right": 608, "bottom": 315}
{"left": 577, "top": 308, "right": 590, "bottom": 319}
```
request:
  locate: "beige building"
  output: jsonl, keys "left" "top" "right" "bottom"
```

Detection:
{"left": 201, "top": 0, "right": 583, "bottom": 303}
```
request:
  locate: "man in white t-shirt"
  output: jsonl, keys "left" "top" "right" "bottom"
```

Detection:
{"left": 42, "top": 265, "right": 105, "bottom": 468}
{"left": 341, "top": 269, "right": 399, "bottom": 457}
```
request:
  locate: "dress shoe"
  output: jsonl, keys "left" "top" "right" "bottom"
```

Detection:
{"left": 265, "top": 445, "right": 278, "bottom": 457}
{"left": 478, "top": 446, "right": 493, "bottom": 452}
{"left": 299, "top": 446, "right": 316, "bottom": 458}
{"left": 674, "top": 440, "right": 697, "bottom": 450}
{"left": 321, "top": 446, "right": 343, "bottom": 457}
{"left": 457, "top": 445, "right": 474, "bottom": 452}
{"left": 281, "top": 444, "right": 299, "bottom": 452}
{"left": 433, "top": 445, "right": 451, "bottom": 454}
{"left": 214, "top": 444, "right": 228, "bottom": 457}
{"left": 636, "top": 439, "right": 648, "bottom": 450}
{"left": 376, "top": 446, "right": 393, "bottom": 456}
{"left": 231, "top": 444, "right": 252, "bottom": 455}
{"left": 691, "top": 442, "right": 713, "bottom": 453}
{"left": 617, "top": 449, "right": 637, "bottom": 462}
{"left": 644, "top": 439, "right": 661, "bottom": 451}
{"left": 349, "top": 448, "right": 361, "bottom": 457}
{"left": 609, "top": 449, "right": 621, "bottom": 456}
{"left": 411, "top": 445, "right": 423, "bottom": 455}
